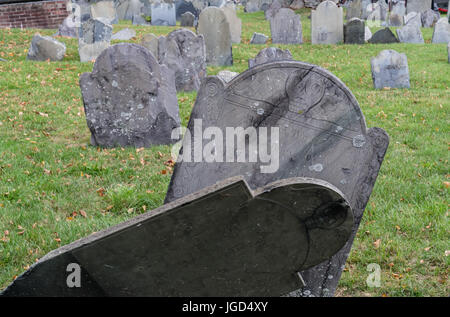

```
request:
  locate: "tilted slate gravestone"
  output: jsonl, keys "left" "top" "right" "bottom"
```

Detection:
{"left": 165, "top": 61, "right": 389, "bottom": 296}
{"left": 141, "top": 33, "right": 160, "bottom": 58}
{"left": 421, "top": 9, "right": 440, "bottom": 28}
{"left": 180, "top": 11, "right": 195, "bottom": 27}
{"left": 406, "top": 0, "right": 431, "bottom": 14}
{"left": 80, "top": 43, "right": 180, "bottom": 147}
{"left": 346, "top": 0, "right": 362, "bottom": 20}
{"left": 250, "top": 32, "right": 269, "bottom": 44}
{"left": 265, "top": 0, "right": 282, "bottom": 20}
{"left": 396, "top": 24, "right": 424, "bottom": 44}
{"left": 27, "top": 34, "right": 66, "bottom": 61}
{"left": 404, "top": 12, "right": 422, "bottom": 27}
{"left": 151, "top": 2, "right": 176, "bottom": 26}
{"left": 344, "top": 18, "right": 365, "bottom": 44}
{"left": 111, "top": 28, "right": 136, "bottom": 41}
{"left": 371, "top": 49, "right": 410, "bottom": 89}
{"left": 248, "top": 47, "right": 293, "bottom": 68}
{"left": 0, "top": 176, "right": 355, "bottom": 296}
{"left": 223, "top": 5, "right": 242, "bottom": 44}
{"left": 270, "top": 8, "right": 303, "bottom": 44}
{"left": 158, "top": 29, "right": 207, "bottom": 92}
{"left": 90, "top": 1, "right": 118, "bottom": 24}
{"left": 368, "top": 27, "right": 399, "bottom": 44}
{"left": 311, "top": 1, "right": 343, "bottom": 45}
{"left": 432, "top": 18, "right": 450, "bottom": 43}
{"left": 197, "top": 7, "right": 233, "bottom": 66}
{"left": 78, "top": 18, "right": 112, "bottom": 62}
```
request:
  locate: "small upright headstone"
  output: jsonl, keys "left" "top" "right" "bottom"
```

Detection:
{"left": 421, "top": 9, "right": 440, "bottom": 28}
{"left": 396, "top": 24, "right": 424, "bottom": 44}
{"left": 311, "top": 1, "right": 343, "bottom": 45}
{"left": 90, "top": 1, "right": 118, "bottom": 24}
{"left": 151, "top": 2, "right": 176, "bottom": 26}
{"left": 368, "top": 27, "right": 399, "bottom": 44}
{"left": 78, "top": 18, "right": 112, "bottom": 62}
{"left": 432, "top": 18, "right": 450, "bottom": 43}
{"left": 141, "top": 33, "right": 160, "bottom": 58}
{"left": 371, "top": 49, "right": 410, "bottom": 89}
{"left": 404, "top": 12, "right": 422, "bottom": 27}
{"left": 27, "top": 34, "right": 66, "bottom": 61}
{"left": 270, "top": 8, "right": 303, "bottom": 44}
{"left": 180, "top": 12, "right": 195, "bottom": 27}
{"left": 248, "top": 47, "right": 293, "bottom": 68}
{"left": 344, "top": 18, "right": 365, "bottom": 44}
{"left": 223, "top": 6, "right": 242, "bottom": 44}
{"left": 250, "top": 32, "right": 268, "bottom": 44}
{"left": 197, "top": 7, "right": 233, "bottom": 66}
{"left": 80, "top": 43, "right": 180, "bottom": 147}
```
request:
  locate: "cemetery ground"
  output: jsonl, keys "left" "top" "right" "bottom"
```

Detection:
{"left": 0, "top": 8, "right": 448, "bottom": 297}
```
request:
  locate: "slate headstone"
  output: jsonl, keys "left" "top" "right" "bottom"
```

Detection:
{"left": 80, "top": 43, "right": 180, "bottom": 147}
{"left": 368, "top": 27, "right": 399, "bottom": 44}
{"left": 311, "top": 1, "right": 343, "bottom": 45}
{"left": 90, "top": 1, "right": 118, "bottom": 24}
{"left": 344, "top": 18, "right": 365, "bottom": 44}
{"left": 27, "top": 34, "right": 66, "bottom": 61}
{"left": 404, "top": 12, "right": 422, "bottom": 27}
{"left": 391, "top": 0, "right": 406, "bottom": 16}
{"left": 245, "top": 0, "right": 272, "bottom": 12}
{"left": 396, "top": 24, "right": 424, "bottom": 44}
{"left": 111, "top": 28, "right": 136, "bottom": 41}
{"left": 346, "top": 0, "right": 362, "bottom": 20}
{"left": 271, "top": 8, "right": 303, "bottom": 44}
{"left": 197, "top": 7, "right": 233, "bottom": 66}
{"left": 431, "top": 18, "right": 450, "bottom": 43}
{"left": 165, "top": 60, "right": 389, "bottom": 297}
{"left": 250, "top": 32, "right": 269, "bottom": 44}
{"left": 78, "top": 18, "right": 112, "bottom": 62}
{"left": 141, "top": 33, "right": 160, "bottom": 58}
{"left": 248, "top": 47, "right": 293, "bottom": 68}
{"left": 371, "top": 49, "right": 410, "bottom": 89}
{"left": 421, "top": 9, "right": 440, "bottom": 28}
{"left": 180, "top": 11, "right": 195, "bottom": 27}
{"left": 151, "top": 2, "right": 176, "bottom": 26}
{"left": 176, "top": 0, "right": 199, "bottom": 21}
{"left": 223, "top": 5, "right": 242, "bottom": 44}
{"left": 120, "top": 0, "right": 144, "bottom": 20}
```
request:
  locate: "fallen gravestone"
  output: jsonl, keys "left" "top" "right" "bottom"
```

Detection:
{"left": 250, "top": 32, "right": 268, "bottom": 44}
{"left": 158, "top": 29, "right": 207, "bottom": 92}
{"left": 27, "top": 34, "right": 66, "bottom": 61}
{"left": 265, "top": 0, "right": 282, "bottom": 20}
{"left": 271, "top": 8, "right": 303, "bottom": 44}
{"left": 141, "top": 33, "right": 160, "bottom": 58}
{"left": 180, "top": 11, "right": 195, "bottom": 27}
{"left": 165, "top": 60, "right": 389, "bottom": 297}
{"left": 78, "top": 18, "right": 112, "bottom": 62}
{"left": 368, "top": 27, "right": 399, "bottom": 44}
{"left": 0, "top": 176, "right": 355, "bottom": 296}
{"left": 90, "top": 1, "right": 118, "bottom": 24}
{"left": 197, "top": 7, "right": 233, "bottom": 66}
{"left": 311, "top": 1, "right": 343, "bottom": 44}
{"left": 396, "top": 24, "right": 424, "bottom": 44}
{"left": 421, "top": 9, "right": 440, "bottom": 28}
{"left": 248, "top": 47, "right": 293, "bottom": 68}
{"left": 56, "top": 15, "right": 79, "bottom": 38}
{"left": 111, "top": 28, "right": 136, "bottom": 41}
{"left": 371, "top": 49, "right": 410, "bottom": 89}
{"left": 406, "top": 0, "right": 431, "bottom": 14}
{"left": 217, "top": 70, "right": 239, "bottom": 83}
{"left": 151, "top": 2, "right": 176, "bottom": 26}
{"left": 80, "top": 43, "right": 180, "bottom": 147}
{"left": 223, "top": 5, "right": 242, "bottom": 44}
{"left": 404, "top": 12, "right": 422, "bottom": 27}
{"left": 432, "top": 18, "right": 450, "bottom": 43}
{"left": 344, "top": 18, "right": 365, "bottom": 44}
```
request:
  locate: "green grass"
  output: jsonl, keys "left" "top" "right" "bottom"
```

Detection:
{"left": 0, "top": 8, "right": 448, "bottom": 297}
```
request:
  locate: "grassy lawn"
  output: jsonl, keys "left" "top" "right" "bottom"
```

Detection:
{"left": 0, "top": 8, "right": 448, "bottom": 296}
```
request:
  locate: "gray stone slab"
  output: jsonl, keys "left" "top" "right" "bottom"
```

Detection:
{"left": 396, "top": 24, "right": 424, "bottom": 44}
{"left": 406, "top": 0, "right": 431, "bottom": 14}
{"left": 0, "top": 176, "right": 354, "bottom": 296}
{"left": 141, "top": 33, "right": 160, "bottom": 58}
{"left": 311, "top": 1, "right": 343, "bottom": 45}
{"left": 344, "top": 18, "right": 365, "bottom": 44}
{"left": 248, "top": 47, "right": 293, "bottom": 68}
{"left": 80, "top": 43, "right": 180, "bottom": 147}
{"left": 111, "top": 28, "right": 136, "bottom": 40}
{"left": 346, "top": 0, "right": 362, "bottom": 20}
{"left": 432, "top": 18, "right": 450, "bottom": 43}
{"left": 180, "top": 11, "right": 195, "bottom": 27}
{"left": 197, "top": 7, "right": 233, "bottom": 66}
{"left": 250, "top": 32, "right": 268, "bottom": 44}
{"left": 176, "top": 0, "right": 199, "bottom": 21}
{"left": 391, "top": 0, "right": 406, "bottom": 17}
{"left": 151, "top": 2, "right": 176, "bottom": 26}
{"left": 165, "top": 60, "right": 389, "bottom": 296}
{"left": 368, "top": 27, "right": 399, "bottom": 44}
{"left": 265, "top": 0, "right": 282, "bottom": 20}
{"left": 223, "top": 5, "right": 242, "bottom": 44}
{"left": 27, "top": 34, "right": 66, "bottom": 61}
{"left": 271, "top": 8, "right": 303, "bottom": 44}
{"left": 371, "top": 49, "right": 410, "bottom": 89}
{"left": 78, "top": 18, "right": 112, "bottom": 62}
{"left": 404, "top": 12, "right": 422, "bottom": 27}
{"left": 421, "top": 9, "right": 440, "bottom": 28}
{"left": 90, "top": 1, "right": 118, "bottom": 24}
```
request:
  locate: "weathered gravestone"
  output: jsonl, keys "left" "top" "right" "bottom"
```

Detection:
{"left": 250, "top": 32, "right": 269, "bottom": 44}
{"left": 0, "top": 176, "right": 355, "bottom": 296}
{"left": 111, "top": 28, "right": 136, "bottom": 40}
{"left": 371, "top": 49, "right": 410, "bottom": 89}
{"left": 223, "top": 5, "right": 242, "bottom": 44}
{"left": 165, "top": 60, "right": 389, "bottom": 296}
{"left": 78, "top": 18, "right": 112, "bottom": 62}
{"left": 406, "top": 0, "right": 431, "bottom": 14}
{"left": 248, "top": 47, "right": 293, "bottom": 68}
{"left": 141, "top": 33, "right": 160, "bottom": 57}
{"left": 346, "top": 0, "right": 362, "bottom": 20}
{"left": 197, "top": 7, "right": 233, "bottom": 66}
{"left": 344, "top": 18, "right": 365, "bottom": 44}
{"left": 432, "top": 18, "right": 450, "bottom": 43}
{"left": 151, "top": 2, "right": 176, "bottom": 26}
{"left": 368, "top": 27, "right": 399, "bottom": 44}
{"left": 180, "top": 11, "right": 195, "bottom": 27}
{"left": 421, "top": 9, "right": 440, "bottom": 28}
{"left": 391, "top": 0, "right": 406, "bottom": 17}
{"left": 27, "top": 34, "right": 66, "bottom": 61}
{"left": 158, "top": 29, "right": 207, "bottom": 92}
{"left": 80, "top": 43, "right": 180, "bottom": 147}
{"left": 265, "top": 0, "right": 282, "bottom": 20}
{"left": 404, "top": 12, "right": 422, "bottom": 27}
{"left": 270, "top": 8, "right": 303, "bottom": 44}
{"left": 90, "top": 1, "right": 118, "bottom": 24}
{"left": 311, "top": 1, "right": 343, "bottom": 44}
{"left": 176, "top": 0, "right": 199, "bottom": 21}
{"left": 396, "top": 24, "right": 424, "bottom": 44}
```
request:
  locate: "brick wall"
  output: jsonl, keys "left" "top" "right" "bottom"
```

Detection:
{"left": 0, "top": 0, "right": 69, "bottom": 29}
